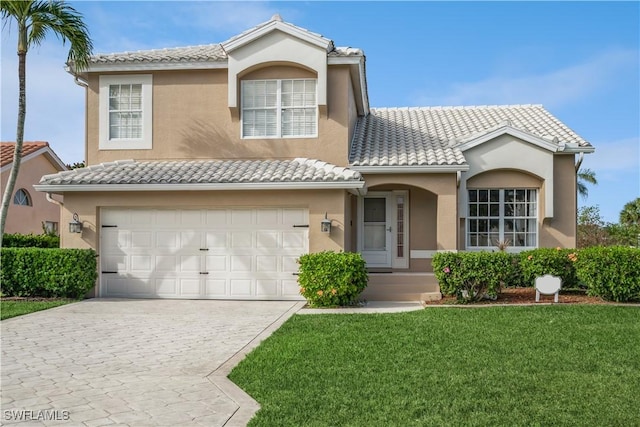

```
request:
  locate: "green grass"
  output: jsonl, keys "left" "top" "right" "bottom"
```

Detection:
{"left": 229, "top": 306, "right": 640, "bottom": 426}
{"left": 0, "top": 299, "right": 75, "bottom": 320}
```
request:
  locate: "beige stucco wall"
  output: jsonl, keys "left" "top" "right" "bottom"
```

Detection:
{"left": 362, "top": 173, "right": 458, "bottom": 254}
{"left": 1, "top": 155, "right": 62, "bottom": 234}
{"left": 86, "top": 65, "right": 353, "bottom": 167}
{"left": 59, "top": 189, "right": 348, "bottom": 254}
{"left": 541, "top": 154, "right": 577, "bottom": 247}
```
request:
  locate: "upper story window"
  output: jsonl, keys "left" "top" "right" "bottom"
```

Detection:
{"left": 467, "top": 188, "right": 537, "bottom": 250}
{"left": 99, "top": 75, "right": 153, "bottom": 150}
{"left": 241, "top": 79, "right": 317, "bottom": 138}
{"left": 13, "top": 188, "right": 32, "bottom": 206}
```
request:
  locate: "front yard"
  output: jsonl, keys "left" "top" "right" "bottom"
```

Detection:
{"left": 0, "top": 299, "right": 76, "bottom": 320}
{"left": 230, "top": 306, "right": 640, "bottom": 426}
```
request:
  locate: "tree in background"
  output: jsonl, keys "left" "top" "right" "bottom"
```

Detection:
{"left": 0, "top": 0, "right": 92, "bottom": 247}
{"left": 577, "top": 167, "right": 597, "bottom": 199}
{"left": 619, "top": 198, "right": 640, "bottom": 227}
{"left": 578, "top": 200, "right": 640, "bottom": 248}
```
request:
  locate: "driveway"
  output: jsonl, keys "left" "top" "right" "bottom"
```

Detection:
{"left": 1, "top": 299, "right": 302, "bottom": 426}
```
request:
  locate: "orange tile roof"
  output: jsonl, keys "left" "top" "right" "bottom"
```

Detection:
{"left": 0, "top": 141, "right": 50, "bottom": 167}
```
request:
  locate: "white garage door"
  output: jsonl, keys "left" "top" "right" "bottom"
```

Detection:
{"left": 100, "top": 208, "right": 308, "bottom": 300}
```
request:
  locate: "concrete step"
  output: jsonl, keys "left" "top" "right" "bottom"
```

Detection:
{"left": 361, "top": 273, "right": 441, "bottom": 302}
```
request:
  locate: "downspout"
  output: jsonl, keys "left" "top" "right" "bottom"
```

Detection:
{"left": 71, "top": 68, "right": 89, "bottom": 165}
{"left": 46, "top": 192, "right": 63, "bottom": 207}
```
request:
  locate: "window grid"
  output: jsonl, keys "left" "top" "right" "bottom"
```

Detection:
{"left": 396, "top": 196, "right": 405, "bottom": 258}
{"left": 109, "top": 84, "right": 143, "bottom": 139}
{"left": 242, "top": 79, "right": 317, "bottom": 138}
{"left": 13, "top": 188, "right": 32, "bottom": 206}
{"left": 467, "top": 189, "right": 537, "bottom": 248}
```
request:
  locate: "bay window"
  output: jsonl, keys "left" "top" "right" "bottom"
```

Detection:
{"left": 467, "top": 189, "right": 537, "bottom": 249}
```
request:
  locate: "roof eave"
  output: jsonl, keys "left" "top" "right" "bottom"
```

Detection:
{"left": 34, "top": 180, "right": 365, "bottom": 193}
{"left": 351, "top": 165, "right": 469, "bottom": 174}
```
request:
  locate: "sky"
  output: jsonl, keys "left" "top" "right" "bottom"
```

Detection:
{"left": 1, "top": 1, "right": 638, "bottom": 223}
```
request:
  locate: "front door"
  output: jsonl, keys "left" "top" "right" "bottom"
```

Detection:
{"left": 359, "top": 193, "right": 394, "bottom": 268}
{"left": 358, "top": 191, "right": 409, "bottom": 269}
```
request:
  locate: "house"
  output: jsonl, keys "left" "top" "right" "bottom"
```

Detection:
{"left": 35, "top": 15, "right": 594, "bottom": 301}
{"left": 1, "top": 141, "right": 67, "bottom": 235}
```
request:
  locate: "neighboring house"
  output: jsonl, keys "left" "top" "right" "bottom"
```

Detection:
{"left": 35, "top": 15, "right": 594, "bottom": 300}
{"left": 1, "top": 141, "right": 67, "bottom": 235}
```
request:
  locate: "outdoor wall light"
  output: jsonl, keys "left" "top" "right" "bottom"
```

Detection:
{"left": 321, "top": 212, "right": 332, "bottom": 234}
{"left": 69, "top": 212, "right": 83, "bottom": 234}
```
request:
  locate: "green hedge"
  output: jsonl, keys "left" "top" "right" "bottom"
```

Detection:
{"left": 519, "top": 248, "right": 580, "bottom": 288}
{"left": 575, "top": 246, "right": 640, "bottom": 302}
{"left": 432, "top": 251, "right": 511, "bottom": 302}
{"left": 1, "top": 248, "right": 97, "bottom": 298}
{"left": 2, "top": 233, "right": 60, "bottom": 248}
{"left": 297, "top": 251, "right": 368, "bottom": 307}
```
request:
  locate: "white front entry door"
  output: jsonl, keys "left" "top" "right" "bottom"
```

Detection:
{"left": 100, "top": 208, "right": 308, "bottom": 300}
{"left": 358, "top": 192, "right": 409, "bottom": 269}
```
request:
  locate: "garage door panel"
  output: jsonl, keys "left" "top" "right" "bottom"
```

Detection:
{"left": 256, "top": 279, "right": 278, "bottom": 296}
{"left": 283, "top": 231, "right": 305, "bottom": 249}
{"left": 257, "top": 256, "right": 278, "bottom": 272}
{"left": 155, "top": 278, "right": 178, "bottom": 296}
{"left": 257, "top": 231, "right": 279, "bottom": 249}
{"left": 101, "top": 208, "right": 307, "bottom": 300}
{"left": 231, "top": 209, "right": 252, "bottom": 226}
{"left": 230, "top": 279, "right": 252, "bottom": 296}
{"left": 282, "top": 279, "right": 301, "bottom": 297}
{"left": 131, "top": 255, "right": 152, "bottom": 273}
{"left": 231, "top": 232, "right": 252, "bottom": 248}
{"left": 204, "top": 279, "right": 227, "bottom": 297}
{"left": 231, "top": 255, "right": 252, "bottom": 272}
{"left": 205, "top": 231, "right": 227, "bottom": 248}
{"left": 205, "top": 255, "right": 227, "bottom": 271}
{"left": 179, "top": 279, "right": 201, "bottom": 297}
{"left": 155, "top": 255, "right": 178, "bottom": 272}
{"left": 179, "top": 255, "right": 201, "bottom": 272}
{"left": 283, "top": 208, "right": 307, "bottom": 226}
{"left": 256, "top": 209, "right": 279, "bottom": 226}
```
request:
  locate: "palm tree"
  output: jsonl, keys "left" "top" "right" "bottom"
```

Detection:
{"left": 619, "top": 197, "right": 640, "bottom": 227}
{"left": 0, "top": 0, "right": 92, "bottom": 246}
{"left": 577, "top": 167, "right": 597, "bottom": 199}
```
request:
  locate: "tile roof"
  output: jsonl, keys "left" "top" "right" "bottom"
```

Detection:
{"left": 39, "top": 158, "right": 362, "bottom": 187}
{"left": 349, "top": 105, "right": 591, "bottom": 167}
{"left": 1, "top": 141, "right": 50, "bottom": 167}
{"left": 90, "top": 44, "right": 227, "bottom": 65}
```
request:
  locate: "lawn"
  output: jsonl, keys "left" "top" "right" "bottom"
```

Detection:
{"left": 0, "top": 299, "right": 75, "bottom": 320}
{"left": 229, "top": 306, "right": 640, "bottom": 426}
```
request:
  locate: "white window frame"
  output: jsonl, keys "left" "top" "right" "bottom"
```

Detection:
{"left": 466, "top": 188, "right": 538, "bottom": 251}
{"left": 13, "top": 188, "right": 32, "bottom": 206}
{"left": 99, "top": 74, "right": 153, "bottom": 150}
{"left": 241, "top": 78, "right": 318, "bottom": 139}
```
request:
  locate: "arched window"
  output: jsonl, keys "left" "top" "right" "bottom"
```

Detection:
{"left": 13, "top": 188, "right": 32, "bottom": 206}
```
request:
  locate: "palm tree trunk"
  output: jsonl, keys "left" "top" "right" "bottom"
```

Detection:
{"left": 0, "top": 31, "right": 27, "bottom": 247}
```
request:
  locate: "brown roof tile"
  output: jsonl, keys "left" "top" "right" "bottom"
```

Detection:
{"left": 0, "top": 141, "right": 50, "bottom": 167}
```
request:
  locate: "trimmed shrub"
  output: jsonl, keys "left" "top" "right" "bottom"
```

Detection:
{"left": 2, "top": 233, "right": 60, "bottom": 248}
{"left": 1, "top": 248, "right": 97, "bottom": 298}
{"left": 297, "top": 251, "right": 368, "bottom": 307}
{"left": 575, "top": 246, "right": 640, "bottom": 302}
{"left": 519, "top": 248, "right": 580, "bottom": 288}
{"left": 432, "top": 251, "right": 512, "bottom": 303}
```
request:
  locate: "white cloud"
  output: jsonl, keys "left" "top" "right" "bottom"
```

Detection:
{"left": 414, "top": 48, "right": 639, "bottom": 108}
{"left": 583, "top": 137, "right": 640, "bottom": 173}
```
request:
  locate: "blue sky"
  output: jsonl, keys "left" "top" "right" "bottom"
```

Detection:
{"left": 1, "top": 1, "right": 638, "bottom": 223}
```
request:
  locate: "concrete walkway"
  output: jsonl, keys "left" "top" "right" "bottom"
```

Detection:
{"left": 1, "top": 299, "right": 302, "bottom": 426}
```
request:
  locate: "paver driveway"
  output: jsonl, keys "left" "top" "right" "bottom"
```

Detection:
{"left": 1, "top": 299, "right": 302, "bottom": 426}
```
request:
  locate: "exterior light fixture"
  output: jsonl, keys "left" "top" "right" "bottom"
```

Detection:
{"left": 69, "top": 212, "right": 83, "bottom": 234}
{"left": 321, "top": 212, "right": 331, "bottom": 234}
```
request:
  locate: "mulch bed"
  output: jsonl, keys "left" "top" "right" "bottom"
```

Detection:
{"left": 424, "top": 287, "right": 608, "bottom": 305}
